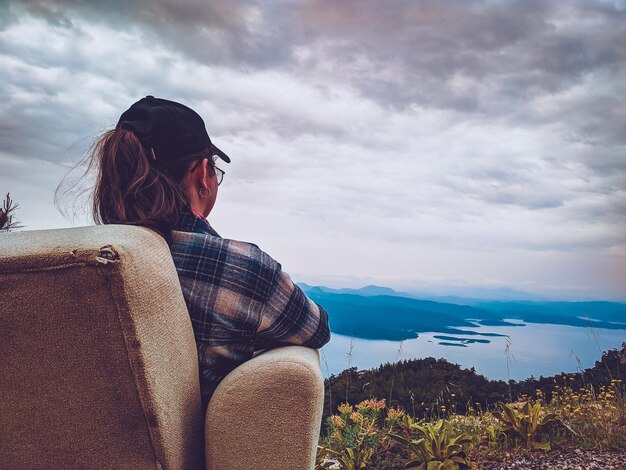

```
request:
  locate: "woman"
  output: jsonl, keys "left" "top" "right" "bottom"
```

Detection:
{"left": 87, "top": 95, "right": 330, "bottom": 411}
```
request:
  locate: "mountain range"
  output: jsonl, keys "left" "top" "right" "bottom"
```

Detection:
{"left": 298, "top": 284, "right": 626, "bottom": 341}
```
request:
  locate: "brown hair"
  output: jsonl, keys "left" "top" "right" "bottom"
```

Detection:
{"left": 59, "top": 127, "right": 213, "bottom": 244}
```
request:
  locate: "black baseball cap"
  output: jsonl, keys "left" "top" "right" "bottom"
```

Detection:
{"left": 116, "top": 95, "right": 230, "bottom": 165}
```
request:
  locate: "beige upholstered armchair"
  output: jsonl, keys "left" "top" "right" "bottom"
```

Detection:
{"left": 0, "top": 225, "right": 324, "bottom": 469}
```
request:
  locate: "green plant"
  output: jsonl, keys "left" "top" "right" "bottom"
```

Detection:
{"left": 389, "top": 419, "right": 471, "bottom": 469}
{"left": 485, "top": 424, "right": 503, "bottom": 447}
{"left": 493, "top": 401, "right": 557, "bottom": 450}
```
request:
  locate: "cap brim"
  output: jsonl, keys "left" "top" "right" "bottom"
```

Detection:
{"left": 211, "top": 144, "right": 231, "bottom": 163}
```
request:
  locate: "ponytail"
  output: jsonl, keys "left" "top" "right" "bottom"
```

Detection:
{"left": 90, "top": 128, "right": 200, "bottom": 243}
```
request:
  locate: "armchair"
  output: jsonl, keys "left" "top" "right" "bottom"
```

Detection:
{"left": 0, "top": 225, "right": 324, "bottom": 469}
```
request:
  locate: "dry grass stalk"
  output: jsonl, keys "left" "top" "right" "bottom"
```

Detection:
{"left": 0, "top": 193, "right": 23, "bottom": 232}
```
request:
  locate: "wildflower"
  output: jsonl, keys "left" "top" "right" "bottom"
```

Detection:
{"left": 350, "top": 412, "right": 363, "bottom": 423}
{"left": 372, "top": 399, "right": 386, "bottom": 410}
{"left": 331, "top": 415, "right": 345, "bottom": 428}
{"left": 356, "top": 398, "right": 386, "bottom": 411}
{"left": 386, "top": 408, "right": 405, "bottom": 422}
{"left": 338, "top": 403, "right": 353, "bottom": 415}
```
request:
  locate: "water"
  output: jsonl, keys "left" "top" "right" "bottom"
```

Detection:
{"left": 319, "top": 321, "right": 626, "bottom": 381}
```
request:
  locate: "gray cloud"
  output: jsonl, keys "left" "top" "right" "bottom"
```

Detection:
{"left": 5, "top": 1, "right": 626, "bottom": 138}
{"left": 1, "top": 0, "right": 625, "bottom": 298}
{"left": 6, "top": 0, "right": 291, "bottom": 67}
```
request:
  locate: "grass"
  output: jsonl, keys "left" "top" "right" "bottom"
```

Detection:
{"left": 548, "top": 377, "right": 625, "bottom": 450}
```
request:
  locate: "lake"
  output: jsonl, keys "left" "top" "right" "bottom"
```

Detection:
{"left": 319, "top": 320, "right": 626, "bottom": 381}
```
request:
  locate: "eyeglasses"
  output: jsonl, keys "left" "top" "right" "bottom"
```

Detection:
{"left": 213, "top": 165, "right": 225, "bottom": 186}
{"left": 190, "top": 157, "right": 226, "bottom": 186}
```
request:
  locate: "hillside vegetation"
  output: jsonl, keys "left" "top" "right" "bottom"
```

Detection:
{"left": 317, "top": 345, "right": 625, "bottom": 469}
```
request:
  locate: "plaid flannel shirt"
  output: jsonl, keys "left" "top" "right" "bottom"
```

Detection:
{"left": 170, "top": 208, "right": 331, "bottom": 408}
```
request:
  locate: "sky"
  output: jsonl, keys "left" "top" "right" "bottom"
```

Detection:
{"left": 1, "top": 0, "right": 625, "bottom": 300}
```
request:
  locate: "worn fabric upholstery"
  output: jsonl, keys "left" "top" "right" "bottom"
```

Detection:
{"left": 0, "top": 225, "right": 204, "bottom": 469}
{"left": 205, "top": 346, "right": 324, "bottom": 470}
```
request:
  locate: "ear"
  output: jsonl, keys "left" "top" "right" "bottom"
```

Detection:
{"left": 193, "top": 158, "right": 209, "bottom": 189}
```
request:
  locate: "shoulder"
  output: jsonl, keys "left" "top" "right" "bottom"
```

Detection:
{"left": 170, "top": 229, "right": 276, "bottom": 268}
{"left": 170, "top": 230, "right": 282, "bottom": 302}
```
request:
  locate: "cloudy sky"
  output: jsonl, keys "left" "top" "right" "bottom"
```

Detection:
{"left": 1, "top": 0, "right": 625, "bottom": 300}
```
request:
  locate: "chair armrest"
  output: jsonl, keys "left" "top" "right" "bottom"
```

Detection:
{"left": 204, "top": 346, "right": 324, "bottom": 470}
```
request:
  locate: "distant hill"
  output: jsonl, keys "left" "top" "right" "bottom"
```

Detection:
{"left": 468, "top": 300, "right": 626, "bottom": 324}
{"left": 299, "top": 284, "right": 626, "bottom": 341}
{"left": 323, "top": 344, "right": 626, "bottom": 422}
{"left": 299, "top": 283, "right": 414, "bottom": 298}
{"left": 409, "top": 285, "right": 545, "bottom": 301}
{"left": 305, "top": 288, "right": 498, "bottom": 340}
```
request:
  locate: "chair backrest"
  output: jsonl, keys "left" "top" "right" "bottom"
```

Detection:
{"left": 0, "top": 225, "right": 204, "bottom": 469}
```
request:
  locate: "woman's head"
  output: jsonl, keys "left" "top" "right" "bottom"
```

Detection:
{"left": 87, "top": 96, "right": 229, "bottom": 242}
